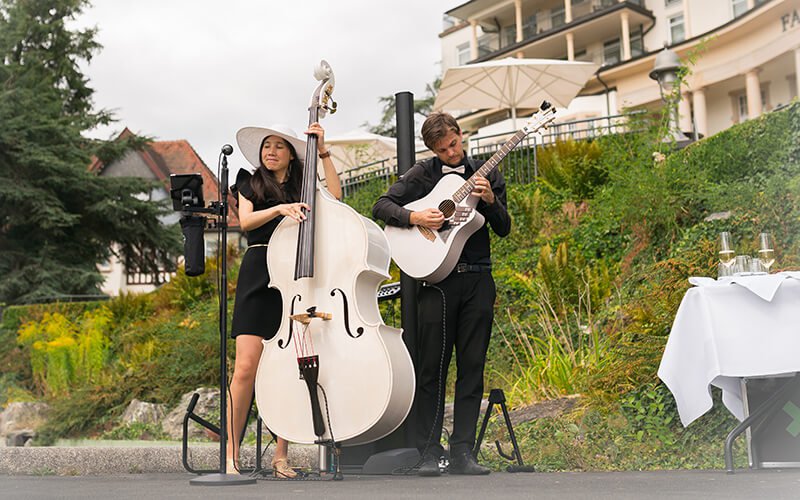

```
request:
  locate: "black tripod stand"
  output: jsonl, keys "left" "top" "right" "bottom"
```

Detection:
{"left": 184, "top": 145, "right": 256, "bottom": 486}
{"left": 473, "top": 389, "right": 535, "bottom": 473}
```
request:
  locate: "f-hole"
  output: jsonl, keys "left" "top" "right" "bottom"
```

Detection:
{"left": 330, "top": 288, "right": 364, "bottom": 338}
{"left": 278, "top": 294, "right": 301, "bottom": 349}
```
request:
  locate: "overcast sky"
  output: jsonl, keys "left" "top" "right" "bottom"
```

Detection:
{"left": 76, "top": 0, "right": 454, "bottom": 182}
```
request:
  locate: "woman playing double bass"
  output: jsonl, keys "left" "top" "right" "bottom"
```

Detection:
{"left": 227, "top": 122, "right": 341, "bottom": 476}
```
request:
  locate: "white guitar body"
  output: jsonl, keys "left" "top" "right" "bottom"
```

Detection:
{"left": 385, "top": 174, "right": 485, "bottom": 283}
{"left": 383, "top": 102, "right": 556, "bottom": 284}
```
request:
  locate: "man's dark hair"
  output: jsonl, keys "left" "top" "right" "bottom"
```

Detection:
{"left": 421, "top": 112, "right": 461, "bottom": 151}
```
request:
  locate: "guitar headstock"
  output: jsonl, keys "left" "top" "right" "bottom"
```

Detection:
{"left": 311, "top": 60, "right": 337, "bottom": 119}
{"left": 522, "top": 101, "right": 556, "bottom": 135}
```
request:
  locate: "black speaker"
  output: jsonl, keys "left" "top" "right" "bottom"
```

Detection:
{"left": 180, "top": 215, "right": 206, "bottom": 276}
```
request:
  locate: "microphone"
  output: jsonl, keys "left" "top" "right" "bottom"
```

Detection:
{"left": 221, "top": 144, "right": 234, "bottom": 155}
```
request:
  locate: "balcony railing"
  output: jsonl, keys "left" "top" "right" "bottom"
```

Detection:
{"left": 340, "top": 112, "right": 643, "bottom": 195}
{"left": 472, "top": 0, "right": 650, "bottom": 63}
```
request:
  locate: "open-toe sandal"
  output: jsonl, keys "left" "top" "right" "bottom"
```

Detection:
{"left": 271, "top": 457, "right": 297, "bottom": 479}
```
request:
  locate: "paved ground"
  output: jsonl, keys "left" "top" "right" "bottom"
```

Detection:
{"left": 1, "top": 469, "right": 800, "bottom": 500}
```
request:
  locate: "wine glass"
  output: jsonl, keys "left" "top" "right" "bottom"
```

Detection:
{"left": 758, "top": 232, "right": 775, "bottom": 273}
{"left": 719, "top": 232, "right": 735, "bottom": 273}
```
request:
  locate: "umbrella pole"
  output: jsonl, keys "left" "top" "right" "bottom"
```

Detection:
{"left": 512, "top": 107, "right": 517, "bottom": 130}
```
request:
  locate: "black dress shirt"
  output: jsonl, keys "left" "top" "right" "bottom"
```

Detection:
{"left": 372, "top": 154, "right": 511, "bottom": 266}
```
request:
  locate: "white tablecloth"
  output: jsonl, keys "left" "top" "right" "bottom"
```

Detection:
{"left": 658, "top": 274, "right": 800, "bottom": 426}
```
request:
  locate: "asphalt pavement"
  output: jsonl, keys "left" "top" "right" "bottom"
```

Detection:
{"left": 2, "top": 468, "right": 800, "bottom": 500}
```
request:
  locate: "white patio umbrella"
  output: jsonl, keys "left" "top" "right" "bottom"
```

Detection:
{"left": 318, "top": 130, "right": 397, "bottom": 181}
{"left": 434, "top": 57, "right": 599, "bottom": 129}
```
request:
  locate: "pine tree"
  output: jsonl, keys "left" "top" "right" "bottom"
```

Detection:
{"left": 0, "top": 0, "right": 181, "bottom": 304}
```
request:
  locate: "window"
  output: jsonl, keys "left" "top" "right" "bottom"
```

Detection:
{"left": 522, "top": 13, "right": 537, "bottom": 39}
{"left": 630, "top": 27, "right": 644, "bottom": 57}
{"left": 736, "top": 93, "right": 748, "bottom": 122}
{"left": 603, "top": 38, "right": 620, "bottom": 65}
{"left": 505, "top": 13, "right": 537, "bottom": 45}
{"left": 731, "top": 0, "right": 747, "bottom": 18}
{"left": 477, "top": 34, "right": 497, "bottom": 58}
{"left": 456, "top": 42, "right": 470, "bottom": 65}
{"left": 551, "top": 7, "right": 565, "bottom": 28}
{"left": 735, "top": 88, "right": 768, "bottom": 122}
{"left": 669, "top": 14, "right": 685, "bottom": 44}
{"left": 665, "top": 0, "right": 682, "bottom": 6}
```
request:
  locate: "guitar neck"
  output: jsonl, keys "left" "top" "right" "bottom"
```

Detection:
{"left": 452, "top": 128, "right": 528, "bottom": 203}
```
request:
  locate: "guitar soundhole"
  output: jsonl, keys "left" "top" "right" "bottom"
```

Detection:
{"left": 439, "top": 199, "right": 455, "bottom": 218}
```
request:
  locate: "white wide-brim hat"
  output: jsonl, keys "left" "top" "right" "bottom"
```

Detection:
{"left": 236, "top": 124, "right": 307, "bottom": 170}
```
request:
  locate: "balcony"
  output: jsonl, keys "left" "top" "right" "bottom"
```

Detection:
{"left": 447, "top": 0, "right": 653, "bottom": 66}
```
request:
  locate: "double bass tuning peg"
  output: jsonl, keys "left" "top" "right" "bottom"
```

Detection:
{"left": 327, "top": 99, "right": 338, "bottom": 114}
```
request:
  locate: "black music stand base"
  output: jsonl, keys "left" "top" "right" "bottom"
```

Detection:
{"left": 474, "top": 388, "right": 535, "bottom": 473}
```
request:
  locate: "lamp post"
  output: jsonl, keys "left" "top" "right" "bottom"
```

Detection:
{"left": 649, "top": 46, "right": 692, "bottom": 148}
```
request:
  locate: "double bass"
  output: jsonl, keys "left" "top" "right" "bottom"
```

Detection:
{"left": 254, "top": 61, "right": 415, "bottom": 446}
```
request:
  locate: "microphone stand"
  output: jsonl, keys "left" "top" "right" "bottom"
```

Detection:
{"left": 190, "top": 147, "right": 256, "bottom": 486}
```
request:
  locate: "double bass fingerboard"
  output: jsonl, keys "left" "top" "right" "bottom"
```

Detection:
{"left": 294, "top": 106, "right": 321, "bottom": 280}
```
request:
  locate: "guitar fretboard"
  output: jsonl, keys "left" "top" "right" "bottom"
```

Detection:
{"left": 452, "top": 128, "right": 528, "bottom": 204}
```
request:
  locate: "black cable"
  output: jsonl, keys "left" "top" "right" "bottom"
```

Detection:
{"left": 393, "top": 281, "right": 449, "bottom": 475}
{"left": 251, "top": 426, "right": 276, "bottom": 478}
{"left": 316, "top": 383, "right": 343, "bottom": 480}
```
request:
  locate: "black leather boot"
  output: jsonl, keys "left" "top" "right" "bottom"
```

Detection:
{"left": 417, "top": 453, "right": 441, "bottom": 477}
{"left": 448, "top": 449, "right": 490, "bottom": 475}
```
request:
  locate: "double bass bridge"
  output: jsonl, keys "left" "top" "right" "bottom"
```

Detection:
{"left": 290, "top": 306, "right": 332, "bottom": 325}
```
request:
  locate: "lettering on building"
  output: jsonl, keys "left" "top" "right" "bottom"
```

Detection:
{"left": 781, "top": 10, "right": 800, "bottom": 32}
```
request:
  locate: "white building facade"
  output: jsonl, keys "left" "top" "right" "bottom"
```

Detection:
{"left": 440, "top": 0, "right": 799, "bottom": 138}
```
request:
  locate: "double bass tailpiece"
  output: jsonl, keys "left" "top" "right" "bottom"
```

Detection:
{"left": 298, "top": 354, "right": 326, "bottom": 438}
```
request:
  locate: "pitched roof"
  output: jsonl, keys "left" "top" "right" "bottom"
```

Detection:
{"left": 89, "top": 128, "right": 240, "bottom": 228}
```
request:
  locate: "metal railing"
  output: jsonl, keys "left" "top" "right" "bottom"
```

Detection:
{"left": 340, "top": 158, "right": 396, "bottom": 198}
{"left": 469, "top": 112, "right": 639, "bottom": 184}
{"left": 340, "top": 112, "right": 643, "bottom": 193}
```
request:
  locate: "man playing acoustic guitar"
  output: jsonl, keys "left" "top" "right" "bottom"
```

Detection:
{"left": 373, "top": 112, "right": 511, "bottom": 476}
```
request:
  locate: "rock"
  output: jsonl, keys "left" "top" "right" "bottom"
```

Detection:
{"left": 443, "top": 399, "right": 489, "bottom": 435}
{"left": 0, "top": 402, "right": 50, "bottom": 436}
{"left": 507, "top": 394, "right": 582, "bottom": 426}
{"left": 5, "top": 430, "right": 35, "bottom": 447}
{"left": 704, "top": 211, "right": 731, "bottom": 222}
{"left": 440, "top": 394, "right": 582, "bottom": 438}
{"left": 121, "top": 399, "right": 167, "bottom": 426}
{"left": 162, "top": 388, "right": 220, "bottom": 440}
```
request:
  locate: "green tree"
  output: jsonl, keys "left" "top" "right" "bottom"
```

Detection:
{"left": 364, "top": 77, "right": 441, "bottom": 137}
{"left": 0, "top": 0, "right": 180, "bottom": 304}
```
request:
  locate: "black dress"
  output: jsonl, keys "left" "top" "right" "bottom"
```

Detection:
{"left": 230, "top": 169, "right": 289, "bottom": 339}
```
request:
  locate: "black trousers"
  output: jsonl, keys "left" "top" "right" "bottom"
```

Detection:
{"left": 415, "top": 271, "right": 496, "bottom": 457}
